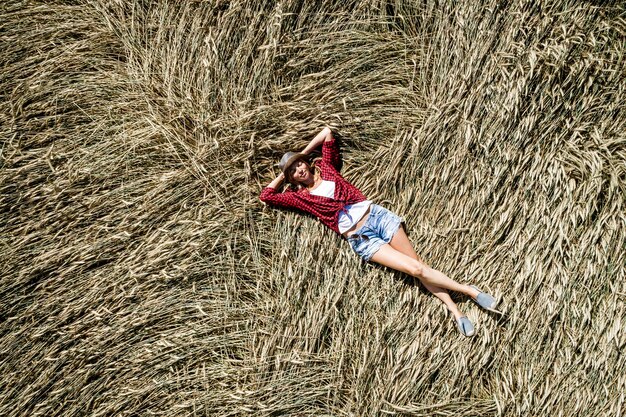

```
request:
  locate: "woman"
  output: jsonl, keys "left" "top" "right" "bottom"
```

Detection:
{"left": 260, "top": 127, "right": 498, "bottom": 337}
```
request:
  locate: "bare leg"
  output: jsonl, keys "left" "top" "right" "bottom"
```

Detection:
{"left": 387, "top": 227, "right": 468, "bottom": 320}
{"left": 370, "top": 244, "right": 477, "bottom": 295}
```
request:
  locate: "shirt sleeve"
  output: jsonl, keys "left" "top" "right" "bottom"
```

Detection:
{"left": 259, "top": 186, "right": 301, "bottom": 210}
{"left": 321, "top": 138, "right": 341, "bottom": 171}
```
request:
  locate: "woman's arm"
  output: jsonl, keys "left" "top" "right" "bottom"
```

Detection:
{"left": 301, "top": 127, "right": 333, "bottom": 154}
{"left": 260, "top": 172, "right": 299, "bottom": 209}
{"left": 266, "top": 172, "right": 285, "bottom": 189}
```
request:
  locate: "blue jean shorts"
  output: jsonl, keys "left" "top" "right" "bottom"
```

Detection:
{"left": 347, "top": 204, "right": 403, "bottom": 261}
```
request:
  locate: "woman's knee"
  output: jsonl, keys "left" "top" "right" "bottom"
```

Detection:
{"left": 408, "top": 260, "right": 426, "bottom": 278}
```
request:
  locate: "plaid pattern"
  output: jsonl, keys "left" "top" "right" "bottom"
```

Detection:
{"left": 260, "top": 138, "right": 367, "bottom": 235}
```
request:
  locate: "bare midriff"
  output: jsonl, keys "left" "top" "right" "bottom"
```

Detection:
{"left": 342, "top": 205, "right": 371, "bottom": 238}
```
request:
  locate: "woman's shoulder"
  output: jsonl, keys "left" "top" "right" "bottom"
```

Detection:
{"left": 285, "top": 185, "right": 310, "bottom": 196}
{"left": 316, "top": 158, "right": 340, "bottom": 175}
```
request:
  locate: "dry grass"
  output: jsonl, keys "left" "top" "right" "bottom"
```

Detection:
{"left": 1, "top": 0, "right": 625, "bottom": 416}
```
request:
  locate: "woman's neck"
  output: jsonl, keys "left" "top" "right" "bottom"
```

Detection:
{"left": 304, "top": 175, "right": 320, "bottom": 189}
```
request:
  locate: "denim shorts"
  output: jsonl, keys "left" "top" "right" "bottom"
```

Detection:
{"left": 347, "top": 204, "right": 403, "bottom": 261}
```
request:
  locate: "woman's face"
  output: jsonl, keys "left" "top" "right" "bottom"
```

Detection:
{"left": 289, "top": 160, "right": 312, "bottom": 185}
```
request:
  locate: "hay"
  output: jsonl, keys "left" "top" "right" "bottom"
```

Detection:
{"left": 1, "top": 0, "right": 625, "bottom": 415}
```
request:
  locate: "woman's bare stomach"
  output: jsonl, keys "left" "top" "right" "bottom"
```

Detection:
{"left": 342, "top": 205, "right": 371, "bottom": 237}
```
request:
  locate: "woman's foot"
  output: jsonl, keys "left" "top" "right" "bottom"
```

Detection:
{"left": 456, "top": 316, "right": 475, "bottom": 337}
{"left": 470, "top": 285, "right": 500, "bottom": 313}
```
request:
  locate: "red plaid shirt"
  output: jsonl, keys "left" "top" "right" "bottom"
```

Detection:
{"left": 260, "top": 138, "right": 367, "bottom": 235}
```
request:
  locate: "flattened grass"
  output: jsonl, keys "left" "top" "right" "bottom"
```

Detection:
{"left": 1, "top": 0, "right": 625, "bottom": 416}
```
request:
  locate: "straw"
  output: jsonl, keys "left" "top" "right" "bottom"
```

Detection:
{"left": 1, "top": 0, "right": 625, "bottom": 416}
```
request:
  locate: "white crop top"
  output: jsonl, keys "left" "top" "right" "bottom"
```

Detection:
{"left": 309, "top": 180, "right": 372, "bottom": 233}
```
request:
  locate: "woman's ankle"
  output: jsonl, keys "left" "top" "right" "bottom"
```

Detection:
{"left": 449, "top": 307, "right": 464, "bottom": 320}
{"left": 466, "top": 285, "right": 480, "bottom": 298}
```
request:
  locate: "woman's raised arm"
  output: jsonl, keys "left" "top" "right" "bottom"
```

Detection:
{"left": 301, "top": 127, "right": 333, "bottom": 154}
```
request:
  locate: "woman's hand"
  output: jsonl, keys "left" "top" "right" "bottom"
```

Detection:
{"left": 301, "top": 126, "right": 333, "bottom": 154}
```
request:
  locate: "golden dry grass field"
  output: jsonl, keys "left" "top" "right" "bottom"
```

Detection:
{"left": 1, "top": 0, "right": 625, "bottom": 416}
